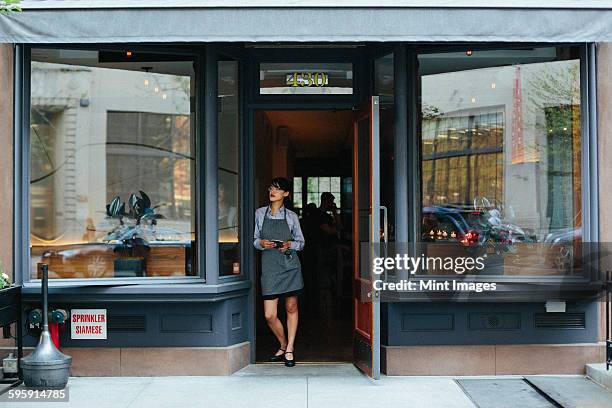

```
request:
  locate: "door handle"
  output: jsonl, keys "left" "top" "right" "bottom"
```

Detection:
{"left": 380, "top": 206, "right": 388, "bottom": 243}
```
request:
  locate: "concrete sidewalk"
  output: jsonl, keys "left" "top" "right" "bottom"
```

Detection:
{"left": 0, "top": 364, "right": 605, "bottom": 408}
{"left": 1, "top": 364, "right": 477, "bottom": 408}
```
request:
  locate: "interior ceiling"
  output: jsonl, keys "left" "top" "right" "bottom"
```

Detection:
{"left": 263, "top": 110, "right": 353, "bottom": 158}
{"left": 31, "top": 48, "right": 195, "bottom": 76}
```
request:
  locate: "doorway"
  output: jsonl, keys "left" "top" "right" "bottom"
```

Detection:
{"left": 254, "top": 109, "right": 355, "bottom": 362}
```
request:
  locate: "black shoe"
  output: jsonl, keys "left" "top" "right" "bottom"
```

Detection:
{"left": 268, "top": 349, "right": 285, "bottom": 362}
{"left": 284, "top": 351, "right": 296, "bottom": 367}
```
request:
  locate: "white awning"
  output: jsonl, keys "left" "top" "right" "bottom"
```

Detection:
{"left": 1, "top": 5, "right": 612, "bottom": 43}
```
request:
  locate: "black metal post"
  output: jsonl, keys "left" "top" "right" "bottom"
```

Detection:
{"left": 42, "top": 264, "right": 48, "bottom": 330}
{"left": 605, "top": 271, "right": 612, "bottom": 371}
{"left": 21, "top": 263, "right": 72, "bottom": 389}
{"left": 17, "top": 285, "right": 23, "bottom": 380}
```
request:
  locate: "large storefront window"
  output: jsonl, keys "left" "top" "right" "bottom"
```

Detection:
{"left": 29, "top": 48, "right": 196, "bottom": 279}
{"left": 418, "top": 46, "right": 582, "bottom": 276}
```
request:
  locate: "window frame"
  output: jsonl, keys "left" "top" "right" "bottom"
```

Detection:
{"left": 217, "top": 52, "right": 246, "bottom": 282}
{"left": 12, "top": 42, "right": 599, "bottom": 291}
{"left": 410, "top": 43, "right": 599, "bottom": 284}
{"left": 17, "top": 43, "right": 206, "bottom": 287}
{"left": 304, "top": 176, "right": 344, "bottom": 209}
{"left": 247, "top": 47, "right": 363, "bottom": 106}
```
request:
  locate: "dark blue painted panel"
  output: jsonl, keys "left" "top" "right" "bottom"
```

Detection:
{"left": 401, "top": 313, "right": 454, "bottom": 331}
{"left": 160, "top": 314, "right": 213, "bottom": 333}
{"left": 22, "top": 295, "right": 249, "bottom": 347}
{"left": 468, "top": 312, "right": 521, "bottom": 330}
{"left": 385, "top": 301, "right": 598, "bottom": 345}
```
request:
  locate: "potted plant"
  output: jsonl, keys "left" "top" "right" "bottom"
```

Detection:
{"left": 0, "top": 262, "right": 10, "bottom": 290}
{"left": 0, "top": 261, "right": 20, "bottom": 318}
{"left": 104, "top": 191, "right": 164, "bottom": 277}
{"left": 0, "top": 0, "right": 22, "bottom": 15}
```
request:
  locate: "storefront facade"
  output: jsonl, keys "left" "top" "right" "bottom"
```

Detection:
{"left": 1, "top": 2, "right": 612, "bottom": 377}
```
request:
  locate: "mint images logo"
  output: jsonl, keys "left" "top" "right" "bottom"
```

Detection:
{"left": 373, "top": 278, "right": 497, "bottom": 293}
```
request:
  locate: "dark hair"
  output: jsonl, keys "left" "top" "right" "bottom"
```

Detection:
{"left": 303, "top": 202, "right": 318, "bottom": 217}
{"left": 321, "top": 192, "right": 335, "bottom": 202}
{"left": 270, "top": 177, "right": 293, "bottom": 209}
{"left": 271, "top": 177, "right": 291, "bottom": 193}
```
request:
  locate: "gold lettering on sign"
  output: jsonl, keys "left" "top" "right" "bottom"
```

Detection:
{"left": 286, "top": 72, "right": 329, "bottom": 87}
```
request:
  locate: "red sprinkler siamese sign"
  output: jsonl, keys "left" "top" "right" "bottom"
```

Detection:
{"left": 71, "top": 309, "right": 107, "bottom": 339}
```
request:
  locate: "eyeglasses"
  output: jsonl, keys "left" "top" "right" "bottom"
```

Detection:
{"left": 268, "top": 186, "right": 284, "bottom": 192}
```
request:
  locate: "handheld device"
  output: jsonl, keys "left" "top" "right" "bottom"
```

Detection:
{"left": 270, "top": 239, "right": 284, "bottom": 249}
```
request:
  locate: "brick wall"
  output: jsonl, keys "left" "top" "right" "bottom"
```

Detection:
{"left": 598, "top": 43, "right": 612, "bottom": 342}
{"left": 0, "top": 44, "right": 13, "bottom": 281}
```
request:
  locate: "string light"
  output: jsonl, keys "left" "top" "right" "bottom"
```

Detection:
{"left": 141, "top": 67, "right": 152, "bottom": 88}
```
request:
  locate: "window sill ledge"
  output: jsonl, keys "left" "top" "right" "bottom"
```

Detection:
{"left": 20, "top": 279, "right": 251, "bottom": 303}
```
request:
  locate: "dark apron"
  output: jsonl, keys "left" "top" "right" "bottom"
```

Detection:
{"left": 260, "top": 207, "right": 304, "bottom": 297}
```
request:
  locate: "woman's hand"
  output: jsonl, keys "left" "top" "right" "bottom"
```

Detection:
{"left": 279, "top": 241, "right": 291, "bottom": 252}
{"left": 260, "top": 239, "right": 276, "bottom": 249}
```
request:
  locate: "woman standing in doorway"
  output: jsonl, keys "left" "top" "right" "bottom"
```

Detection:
{"left": 253, "top": 177, "right": 305, "bottom": 367}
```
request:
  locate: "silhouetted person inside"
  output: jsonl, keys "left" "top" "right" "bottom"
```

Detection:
{"left": 318, "top": 192, "right": 343, "bottom": 243}
{"left": 301, "top": 203, "right": 320, "bottom": 244}
{"left": 314, "top": 192, "right": 343, "bottom": 313}
{"left": 300, "top": 202, "right": 320, "bottom": 313}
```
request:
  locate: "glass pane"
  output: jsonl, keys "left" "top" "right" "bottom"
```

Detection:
{"left": 319, "top": 177, "right": 331, "bottom": 192}
{"left": 30, "top": 48, "right": 196, "bottom": 279}
{"left": 307, "top": 192, "right": 319, "bottom": 207}
{"left": 374, "top": 53, "right": 394, "bottom": 106}
{"left": 357, "top": 118, "right": 371, "bottom": 279}
{"left": 307, "top": 177, "right": 319, "bottom": 195}
{"left": 260, "top": 63, "right": 353, "bottom": 95}
{"left": 293, "top": 193, "right": 303, "bottom": 209}
{"left": 218, "top": 60, "right": 241, "bottom": 276}
{"left": 331, "top": 176, "right": 341, "bottom": 209}
{"left": 330, "top": 177, "right": 340, "bottom": 192}
{"left": 418, "top": 46, "right": 582, "bottom": 276}
{"left": 375, "top": 53, "right": 395, "bottom": 243}
{"left": 292, "top": 177, "right": 303, "bottom": 209}
{"left": 293, "top": 176, "right": 302, "bottom": 192}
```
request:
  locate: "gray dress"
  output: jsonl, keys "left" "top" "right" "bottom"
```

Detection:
{"left": 260, "top": 207, "right": 304, "bottom": 298}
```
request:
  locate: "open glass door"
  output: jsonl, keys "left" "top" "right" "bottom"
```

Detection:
{"left": 352, "top": 96, "right": 381, "bottom": 379}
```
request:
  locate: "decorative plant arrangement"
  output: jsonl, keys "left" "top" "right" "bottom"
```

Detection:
{"left": 0, "top": 0, "right": 22, "bottom": 15}
{"left": 0, "top": 260, "right": 9, "bottom": 289}
{"left": 0, "top": 271, "right": 11, "bottom": 290}
{"left": 104, "top": 191, "right": 165, "bottom": 277}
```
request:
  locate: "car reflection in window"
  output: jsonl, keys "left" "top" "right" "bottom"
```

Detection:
{"left": 422, "top": 203, "right": 536, "bottom": 255}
